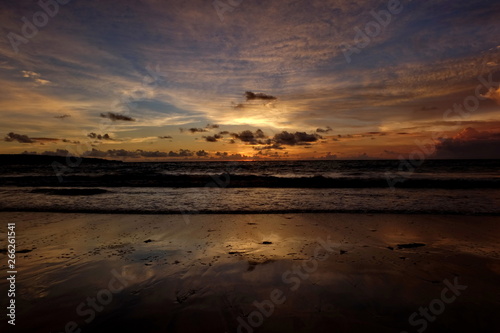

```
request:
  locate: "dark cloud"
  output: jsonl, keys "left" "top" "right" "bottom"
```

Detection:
{"left": 273, "top": 131, "right": 322, "bottom": 146}
{"left": 316, "top": 126, "right": 332, "bottom": 133}
{"left": 433, "top": 127, "right": 500, "bottom": 159}
{"left": 214, "top": 152, "right": 246, "bottom": 160}
{"left": 180, "top": 128, "right": 208, "bottom": 134}
{"left": 87, "top": 133, "right": 113, "bottom": 140}
{"left": 255, "top": 150, "right": 281, "bottom": 158}
{"left": 231, "top": 129, "right": 269, "bottom": 145}
{"left": 245, "top": 91, "right": 277, "bottom": 101}
{"left": 100, "top": 112, "right": 136, "bottom": 122}
{"left": 54, "top": 114, "right": 71, "bottom": 119}
{"left": 204, "top": 134, "right": 222, "bottom": 142}
{"left": 180, "top": 126, "right": 219, "bottom": 134}
{"left": 158, "top": 136, "right": 173, "bottom": 139}
{"left": 219, "top": 131, "right": 230, "bottom": 135}
{"left": 229, "top": 129, "right": 323, "bottom": 149}
{"left": 82, "top": 148, "right": 194, "bottom": 158}
{"left": 4, "top": 132, "right": 35, "bottom": 143}
{"left": 84, "top": 149, "right": 139, "bottom": 158}
{"left": 62, "top": 139, "right": 81, "bottom": 144}
{"left": 168, "top": 149, "right": 194, "bottom": 157}
{"left": 41, "top": 149, "right": 71, "bottom": 156}
{"left": 196, "top": 150, "right": 209, "bottom": 157}
{"left": 138, "top": 150, "right": 169, "bottom": 158}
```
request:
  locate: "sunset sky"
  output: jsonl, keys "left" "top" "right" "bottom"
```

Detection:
{"left": 1, "top": 0, "right": 499, "bottom": 160}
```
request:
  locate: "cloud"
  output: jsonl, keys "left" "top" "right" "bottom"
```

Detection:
{"left": 82, "top": 148, "right": 194, "bottom": 158}
{"left": 229, "top": 129, "right": 323, "bottom": 148}
{"left": 41, "top": 149, "right": 71, "bottom": 156}
{"left": 196, "top": 150, "right": 209, "bottom": 157}
{"left": 316, "top": 126, "right": 332, "bottom": 133}
{"left": 138, "top": 150, "right": 169, "bottom": 158}
{"left": 482, "top": 87, "right": 500, "bottom": 104}
{"left": 255, "top": 150, "right": 282, "bottom": 158}
{"left": 204, "top": 134, "right": 222, "bottom": 142}
{"left": 214, "top": 152, "right": 247, "bottom": 160}
{"left": 231, "top": 129, "right": 269, "bottom": 144}
{"left": 62, "top": 139, "right": 81, "bottom": 144}
{"left": 87, "top": 133, "right": 113, "bottom": 140}
{"left": 21, "top": 71, "right": 51, "bottom": 85}
{"left": 245, "top": 91, "right": 277, "bottom": 101}
{"left": 31, "top": 137, "right": 59, "bottom": 142}
{"left": 100, "top": 112, "right": 136, "bottom": 122}
{"left": 433, "top": 127, "right": 500, "bottom": 159}
{"left": 158, "top": 136, "right": 173, "bottom": 139}
{"left": 253, "top": 143, "right": 284, "bottom": 151}
{"left": 4, "top": 132, "right": 62, "bottom": 144}
{"left": 180, "top": 128, "right": 208, "bottom": 133}
{"left": 232, "top": 103, "right": 246, "bottom": 109}
{"left": 83, "top": 149, "right": 136, "bottom": 158}
{"left": 167, "top": 149, "right": 194, "bottom": 157}
{"left": 54, "top": 114, "right": 71, "bottom": 119}
{"left": 4, "top": 132, "right": 35, "bottom": 143}
{"left": 273, "top": 131, "right": 322, "bottom": 146}
{"left": 180, "top": 125, "right": 219, "bottom": 134}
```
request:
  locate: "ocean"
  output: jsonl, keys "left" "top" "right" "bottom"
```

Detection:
{"left": 0, "top": 157, "right": 499, "bottom": 214}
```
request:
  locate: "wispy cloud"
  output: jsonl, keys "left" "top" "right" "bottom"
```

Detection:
{"left": 21, "top": 71, "right": 51, "bottom": 85}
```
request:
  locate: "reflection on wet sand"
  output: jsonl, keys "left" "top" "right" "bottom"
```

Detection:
{"left": 1, "top": 212, "right": 499, "bottom": 332}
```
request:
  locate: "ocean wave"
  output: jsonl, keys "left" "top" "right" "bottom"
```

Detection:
{"left": 0, "top": 174, "right": 499, "bottom": 189}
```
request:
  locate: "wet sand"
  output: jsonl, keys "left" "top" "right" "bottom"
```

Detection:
{"left": 1, "top": 212, "right": 499, "bottom": 332}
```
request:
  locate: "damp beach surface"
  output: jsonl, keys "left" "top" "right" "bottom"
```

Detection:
{"left": 1, "top": 212, "right": 499, "bottom": 332}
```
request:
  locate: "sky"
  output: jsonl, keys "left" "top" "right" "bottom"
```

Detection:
{"left": 1, "top": 0, "right": 500, "bottom": 160}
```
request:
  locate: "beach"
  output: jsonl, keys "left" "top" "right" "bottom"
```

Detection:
{"left": 1, "top": 212, "right": 499, "bottom": 332}
{"left": 2, "top": 0, "right": 500, "bottom": 331}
